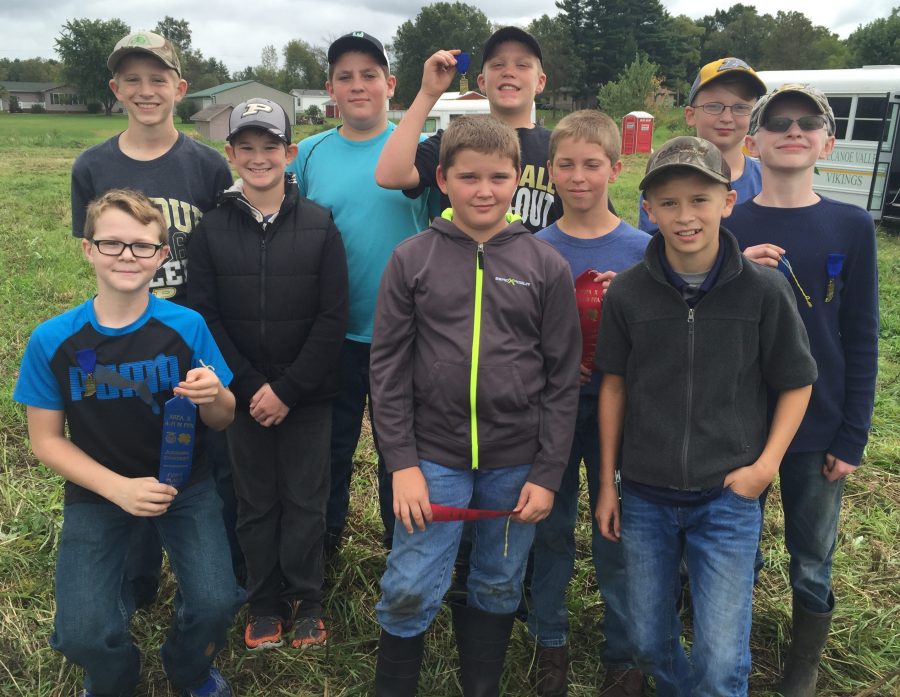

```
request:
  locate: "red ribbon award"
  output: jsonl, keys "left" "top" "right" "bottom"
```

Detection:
{"left": 430, "top": 503, "right": 521, "bottom": 521}
{"left": 575, "top": 269, "right": 604, "bottom": 367}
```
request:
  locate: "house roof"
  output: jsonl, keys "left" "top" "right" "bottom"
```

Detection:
{"left": 0, "top": 81, "right": 63, "bottom": 93}
{"left": 191, "top": 104, "right": 233, "bottom": 122}
{"left": 291, "top": 89, "right": 329, "bottom": 97}
{"left": 185, "top": 80, "right": 255, "bottom": 98}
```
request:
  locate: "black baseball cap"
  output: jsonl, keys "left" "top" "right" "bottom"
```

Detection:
{"left": 481, "top": 27, "right": 543, "bottom": 68}
{"left": 228, "top": 98, "right": 292, "bottom": 144}
{"left": 328, "top": 31, "right": 390, "bottom": 71}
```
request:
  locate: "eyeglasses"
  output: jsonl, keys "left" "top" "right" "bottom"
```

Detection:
{"left": 695, "top": 102, "right": 754, "bottom": 116}
{"left": 91, "top": 240, "right": 165, "bottom": 258}
{"left": 762, "top": 115, "right": 827, "bottom": 133}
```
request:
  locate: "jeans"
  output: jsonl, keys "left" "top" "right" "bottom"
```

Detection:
{"left": 51, "top": 479, "right": 243, "bottom": 696}
{"left": 328, "top": 339, "right": 393, "bottom": 545}
{"left": 775, "top": 450, "right": 844, "bottom": 614}
{"left": 377, "top": 460, "right": 534, "bottom": 637}
{"left": 528, "top": 396, "right": 634, "bottom": 670}
{"left": 621, "top": 488, "right": 761, "bottom": 697}
{"left": 228, "top": 403, "right": 331, "bottom": 618}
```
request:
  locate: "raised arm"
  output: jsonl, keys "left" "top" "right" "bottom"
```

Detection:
{"left": 375, "top": 49, "right": 460, "bottom": 190}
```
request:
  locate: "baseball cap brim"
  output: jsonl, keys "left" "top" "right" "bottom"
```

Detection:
{"left": 481, "top": 27, "right": 542, "bottom": 68}
{"left": 327, "top": 33, "right": 389, "bottom": 69}
{"left": 639, "top": 163, "right": 731, "bottom": 191}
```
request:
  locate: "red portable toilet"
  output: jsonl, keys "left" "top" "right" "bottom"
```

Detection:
{"left": 621, "top": 111, "right": 654, "bottom": 155}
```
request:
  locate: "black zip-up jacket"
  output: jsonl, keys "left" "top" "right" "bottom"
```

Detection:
{"left": 596, "top": 228, "right": 818, "bottom": 490}
{"left": 187, "top": 176, "right": 348, "bottom": 409}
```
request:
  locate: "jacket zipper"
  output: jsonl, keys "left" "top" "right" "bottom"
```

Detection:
{"left": 259, "top": 230, "right": 268, "bottom": 366}
{"left": 680, "top": 307, "right": 695, "bottom": 487}
{"left": 470, "top": 243, "right": 485, "bottom": 470}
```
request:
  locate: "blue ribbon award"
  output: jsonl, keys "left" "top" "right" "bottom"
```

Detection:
{"left": 158, "top": 395, "right": 197, "bottom": 488}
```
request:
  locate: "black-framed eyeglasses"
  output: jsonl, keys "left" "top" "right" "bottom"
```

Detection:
{"left": 696, "top": 102, "right": 754, "bottom": 116}
{"left": 762, "top": 115, "right": 828, "bottom": 133}
{"left": 91, "top": 240, "right": 165, "bottom": 258}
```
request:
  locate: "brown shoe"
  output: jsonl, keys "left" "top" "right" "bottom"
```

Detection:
{"left": 599, "top": 668, "right": 644, "bottom": 696}
{"left": 535, "top": 644, "right": 568, "bottom": 696}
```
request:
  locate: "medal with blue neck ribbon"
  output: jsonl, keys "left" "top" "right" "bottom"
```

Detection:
{"left": 75, "top": 348, "right": 97, "bottom": 397}
{"left": 158, "top": 395, "right": 197, "bottom": 488}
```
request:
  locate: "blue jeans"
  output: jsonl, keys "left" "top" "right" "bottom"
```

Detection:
{"left": 621, "top": 488, "right": 761, "bottom": 697}
{"left": 528, "top": 396, "right": 634, "bottom": 670}
{"left": 776, "top": 451, "right": 844, "bottom": 614}
{"left": 328, "top": 339, "right": 393, "bottom": 544}
{"left": 51, "top": 479, "right": 244, "bottom": 696}
{"left": 377, "top": 460, "right": 534, "bottom": 637}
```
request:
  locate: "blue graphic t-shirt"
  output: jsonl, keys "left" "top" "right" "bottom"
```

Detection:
{"left": 14, "top": 295, "right": 232, "bottom": 504}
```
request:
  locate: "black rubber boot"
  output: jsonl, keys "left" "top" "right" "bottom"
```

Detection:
{"left": 375, "top": 629, "right": 425, "bottom": 697}
{"left": 452, "top": 602, "right": 516, "bottom": 697}
{"left": 778, "top": 598, "right": 832, "bottom": 697}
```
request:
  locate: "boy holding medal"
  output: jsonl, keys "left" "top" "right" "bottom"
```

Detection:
{"left": 14, "top": 189, "right": 241, "bottom": 697}
{"left": 370, "top": 115, "right": 581, "bottom": 696}
{"left": 727, "top": 84, "right": 880, "bottom": 697}
{"left": 529, "top": 110, "right": 649, "bottom": 697}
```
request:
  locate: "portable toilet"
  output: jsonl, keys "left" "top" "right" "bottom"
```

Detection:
{"left": 622, "top": 111, "right": 654, "bottom": 155}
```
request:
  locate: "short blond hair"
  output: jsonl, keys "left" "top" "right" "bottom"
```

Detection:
{"left": 439, "top": 115, "right": 521, "bottom": 172}
{"left": 84, "top": 189, "right": 168, "bottom": 244}
{"left": 550, "top": 110, "right": 621, "bottom": 164}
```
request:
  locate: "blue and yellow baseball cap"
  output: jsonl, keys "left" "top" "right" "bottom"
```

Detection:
{"left": 687, "top": 57, "right": 767, "bottom": 105}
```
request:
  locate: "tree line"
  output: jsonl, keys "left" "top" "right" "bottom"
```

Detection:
{"left": 5, "top": 5, "right": 897, "bottom": 116}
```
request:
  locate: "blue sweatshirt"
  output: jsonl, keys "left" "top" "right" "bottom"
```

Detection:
{"left": 727, "top": 197, "right": 879, "bottom": 465}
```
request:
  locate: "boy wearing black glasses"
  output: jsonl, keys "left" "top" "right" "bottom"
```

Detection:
{"left": 727, "top": 84, "right": 879, "bottom": 697}
{"left": 14, "top": 189, "right": 242, "bottom": 697}
{"left": 638, "top": 58, "right": 767, "bottom": 233}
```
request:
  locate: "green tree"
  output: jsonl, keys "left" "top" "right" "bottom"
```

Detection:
{"left": 282, "top": 39, "right": 328, "bottom": 91}
{"left": 527, "top": 13, "right": 585, "bottom": 109}
{"left": 390, "top": 2, "right": 492, "bottom": 105}
{"left": 597, "top": 53, "right": 661, "bottom": 119}
{"left": 697, "top": 4, "right": 774, "bottom": 68}
{"left": 847, "top": 8, "right": 900, "bottom": 66}
{"left": 663, "top": 15, "right": 704, "bottom": 103}
{"left": 254, "top": 44, "right": 280, "bottom": 88}
{"left": 760, "top": 11, "right": 849, "bottom": 69}
{"left": 55, "top": 18, "right": 131, "bottom": 115}
{"left": 154, "top": 16, "right": 192, "bottom": 54}
{"left": 0, "top": 57, "right": 65, "bottom": 82}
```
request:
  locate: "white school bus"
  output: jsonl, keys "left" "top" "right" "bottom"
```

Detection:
{"left": 756, "top": 66, "right": 900, "bottom": 223}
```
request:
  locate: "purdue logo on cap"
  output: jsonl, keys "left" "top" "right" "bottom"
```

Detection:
{"left": 242, "top": 103, "right": 274, "bottom": 118}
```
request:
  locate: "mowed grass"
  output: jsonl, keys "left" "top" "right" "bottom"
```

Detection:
{"left": 0, "top": 112, "right": 898, "bottom": 696}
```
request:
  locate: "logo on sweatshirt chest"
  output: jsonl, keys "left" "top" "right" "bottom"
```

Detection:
{"left": 494, "top": 276, "right": 532, "bottom": 288}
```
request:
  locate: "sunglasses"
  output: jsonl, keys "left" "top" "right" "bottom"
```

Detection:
{"left": 761, "top": 115, "right": 827, "bottom": 133}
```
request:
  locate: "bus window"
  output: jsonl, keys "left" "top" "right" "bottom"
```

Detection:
{"left": 851, "top": 96, "right": 889, "bottom": 142}
{"left": 829, "top": 96, "right": 851, "bottom": 140}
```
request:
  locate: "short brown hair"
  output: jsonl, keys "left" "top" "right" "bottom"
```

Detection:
{"left": 550, "top": 110, "right": 621, "bottom": 164}
{"left": 84, "top": 189, "right": 168, "bottom": 244}
{"left": 438, "top": 116, "right": 521, "bottom": 172}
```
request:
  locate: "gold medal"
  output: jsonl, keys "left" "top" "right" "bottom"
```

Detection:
{"left": 84, "top": 374, "right": 96, "bottom": 397}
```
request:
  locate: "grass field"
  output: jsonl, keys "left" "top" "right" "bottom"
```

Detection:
{"left": 0, "top": 111, "right": 897, "bottom": 696}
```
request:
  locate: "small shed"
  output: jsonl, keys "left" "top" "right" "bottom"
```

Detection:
{"left": 622, "top": 111, "right": 654, "bottom": 155}
{"left": 185, "top": 80, "right": 296, "bottom": 125}
{"left": 191, "top": 104, "right": 233, "bottom": 141}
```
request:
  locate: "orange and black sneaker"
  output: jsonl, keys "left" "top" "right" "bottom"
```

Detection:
{"left": 244, "top": 615, "right": 284, "bottom": 650}
{"left": 290, "top": 616, "right": 327, "bottom": 648}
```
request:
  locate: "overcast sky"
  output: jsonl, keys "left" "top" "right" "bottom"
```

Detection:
{"left": 1, "top": 0, "right": 893, "bottom": 75}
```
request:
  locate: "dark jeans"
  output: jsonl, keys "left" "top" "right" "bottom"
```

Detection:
{"left": 228, "top": 402, "right": 331, "bottom": 618}
{"left": 124, "top": 430, "right": 241, "bottom": 599}
{"left": 52, "top": 479, "right": 242, "bottom": 696}
{"left": 327, "top": 339, "right": 394, "bottom": 546}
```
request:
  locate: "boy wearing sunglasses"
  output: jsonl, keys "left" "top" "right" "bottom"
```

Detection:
{"left": 638, "top": 58, "right": 767, "bottom": 233}
{"left": 728, "top": 84, "right": 880, "bottom": 697}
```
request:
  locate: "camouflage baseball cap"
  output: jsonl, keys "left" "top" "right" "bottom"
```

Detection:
{"left": 639, "top": 136, "right": 731, "bottom": 191}
{"left": 749, "top": 83, "right": 836, "bottom": 135}
{"left": 108, "top": 31, "right": 182, "bottom": 76}
{"left": 687, "top": 57, "right": 766, "bottom": 105}
{"left": 228, "top": 98, "right": 292, "bottom": 144}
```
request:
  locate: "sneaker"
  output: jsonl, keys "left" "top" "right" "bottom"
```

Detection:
{"left": 244, "top": 614, "right": 284, "bottom": 650}
{"left": 599, "top": 668, "right": 644, "bottom": 697}
{"left": 180, "top": 667, "right": 233, "bottom": 697}
{"left": 290, "top": 616, "right": 328, "bottom": 648}
{"left": 534, "top": 644, "right": 568, "bottom": 697}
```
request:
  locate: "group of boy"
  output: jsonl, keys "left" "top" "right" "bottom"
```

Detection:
{"left": 12, "top": 20, "right": 877, "bottom": 697}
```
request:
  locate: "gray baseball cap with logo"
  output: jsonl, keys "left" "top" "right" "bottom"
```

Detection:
{"left": 228, "top": 98, "right": 292, "bottom": 144}
{"left": 639, "top": 136, "right": 732, "bottom": 191}
{"left": 107, "top": 31, "right": 182, "bottom": 76}
{"left": 328, "top": 31, "right": 390, "bottom": 71}
{"left": 749, "top": 83, "right": 836, "bottom": 136}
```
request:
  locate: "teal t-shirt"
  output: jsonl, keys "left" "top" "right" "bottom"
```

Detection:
{"left": 287, "top": 123, "right": 437, "bottom": 343}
